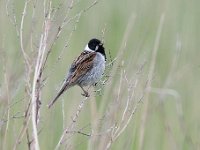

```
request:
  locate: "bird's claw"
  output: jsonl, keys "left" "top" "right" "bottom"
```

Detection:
{"left": 81, "top": 92, "right": 90, "bottom": 97}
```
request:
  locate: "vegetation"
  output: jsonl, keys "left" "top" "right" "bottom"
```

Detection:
{"left": 0, "top": 0, "right": 199, "bottom": 149}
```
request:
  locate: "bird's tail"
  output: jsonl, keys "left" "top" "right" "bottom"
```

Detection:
{"left": 48, "top": 81, "right": 70, "bottom": 108}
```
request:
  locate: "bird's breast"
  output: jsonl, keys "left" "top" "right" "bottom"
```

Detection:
{"left": 79, "top": 53, "right": 105, "bottom": 86}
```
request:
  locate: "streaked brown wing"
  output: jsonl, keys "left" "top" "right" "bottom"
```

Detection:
{"left": 68, "top": 51, "right": 96, "bottom": 84}
{"left": 72, "top": 51, "right": 93, "bottom": 67}
{"left": 48, "top": 51, "right": 96, "bottom": 108}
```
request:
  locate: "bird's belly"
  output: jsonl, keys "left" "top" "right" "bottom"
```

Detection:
{"left": 80, "top": 64, "right": 105, "bottom": 86}
{"left": 79, "top": 54, "right": 105, "bottom": 86}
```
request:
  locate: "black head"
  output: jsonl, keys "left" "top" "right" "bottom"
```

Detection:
{"left": 88, "top": 38, "right": 106, "bottom": 59}
{"left": 88, "top": 38, "right": 101, "bottom": 51}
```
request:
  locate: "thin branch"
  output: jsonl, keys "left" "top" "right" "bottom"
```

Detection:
{"left": 138, "top": 13, "right": 165, "bottom": 150}
{"left": 6, "top": 0, "right": 20, "bottom": 37}
{"left": 2, "top": 38, "right": 11, "bottom": 150}
{"left": 42, "top": 0, "right": 100, "bottom": 71}
{"left": 55, "top": 97, "right": 89, "bottom": 150}
{"left": 20, "top": 0, "right": 31, "bottom": 68}
{"left": 62, "top": 98, "right": 65, "bottom": 130}
{"left": 105, "top": 62, "right": 146, "bottom": 150}
{"left": 101, "top": 23, "right": 107, "bottom": 44}
{"left": 30, "top": 9, "right": 51, "bottom": 150}
{"left": 13, "top": 99, "right": 31, "bottom": 150}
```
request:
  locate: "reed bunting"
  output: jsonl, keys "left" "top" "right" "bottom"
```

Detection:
{"left": 48, "top": 38, "right": 106, "bottom": 108}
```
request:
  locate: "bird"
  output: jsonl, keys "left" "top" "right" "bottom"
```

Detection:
{"left": 48, "top": 38, "right": 106, "bottom": 108}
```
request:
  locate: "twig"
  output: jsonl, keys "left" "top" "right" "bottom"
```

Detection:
{"left": 55, "top": 97, "right": 89, "bottom": 150}
{"left": 62, "top": 98, "right": 65, "bottom": 130}
{"left": 101, "top": 23, "right": 107, "bottom": 44}
{"left": 26, "top": 129, "right": 31, "bottom": 150}
{"left": 105, "top": 63, "right": 146, "bottom": 150}
{"left": 43, "top": 0, "right": 100, "bottom": 74}
{"left": 30, "top": 10, "right": 51, "bottom": 150}
{"left": 6, "top": 0, "right": 19, "bottom": 37}
{"left": 2, "top": 37, "right": 11, "bottom": 150}
{"left": 138, "top": 13, "right": 165, "bottom": 150}
{"left": 20, "top": 0, "right": 31, "bottom": 69}
{"left": 13, "top": 99, "right": 31, "bottom": 150}
{"left": 100, "top": 13, "right": 136, "bottom": 103}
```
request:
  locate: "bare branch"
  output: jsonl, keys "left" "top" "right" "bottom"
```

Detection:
{"left": 55, "top": 97, "right": 89, "bottom": 149}
{"left": 6, "top": 0, "right": 20, "bottom": 37}
{"left": 138, "top": 13, "right": 165, "bottom": 150}
{"left": 20, "top": 0, "right": 31, "bottom": 69}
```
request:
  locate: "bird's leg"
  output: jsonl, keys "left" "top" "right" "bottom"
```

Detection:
{"left": 94, "top": 82, "right": 98, "bottom": 87}
{"left": 80, "top": 86, "right": 90, "bottom": 97}
{"left": 93, "top": 83, "right": 102, "bottom": 95}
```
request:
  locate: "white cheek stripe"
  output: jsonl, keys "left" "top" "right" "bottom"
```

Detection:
{"left": 95, "top": 45, "right": 99, "bottom": 51}
{"left": 84, "top": 45, "right": 93, "bottom": 52}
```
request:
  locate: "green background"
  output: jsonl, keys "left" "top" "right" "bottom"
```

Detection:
{"left": 0, "top": 0, "right": 200, "bottom": 149}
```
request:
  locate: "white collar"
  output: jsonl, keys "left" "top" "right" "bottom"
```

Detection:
{"left": 84, "top": 44, "right": 94, "bottom": 52}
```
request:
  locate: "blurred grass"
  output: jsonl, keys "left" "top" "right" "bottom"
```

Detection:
{"left": 0, "top": 0, "right": 200, "bottom": 149}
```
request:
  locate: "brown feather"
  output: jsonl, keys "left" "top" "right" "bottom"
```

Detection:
{"left": 69, "top": 51, "right": 96, "bottom": 84}
{"left": 48, "top": 51, "right": 96, "bottom": 108}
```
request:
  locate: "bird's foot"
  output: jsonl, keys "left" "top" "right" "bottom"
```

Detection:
{"left": 94, "top": 82, "right": 98, "bottom": 87}
{"left": 81, "top": 91, "right": 90, "bottom": 97}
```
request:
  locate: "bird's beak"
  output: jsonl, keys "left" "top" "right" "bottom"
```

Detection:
{"left": 100, "top": 43, "right": 104, "bottom": 46}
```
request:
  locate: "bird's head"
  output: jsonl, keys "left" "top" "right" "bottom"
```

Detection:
{"left": 85, "top": 38, "right": 106, "bottom": 59}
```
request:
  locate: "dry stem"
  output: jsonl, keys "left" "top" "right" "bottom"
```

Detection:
{"left": 138, "top": 13, "right": 165, "bottom": 150}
